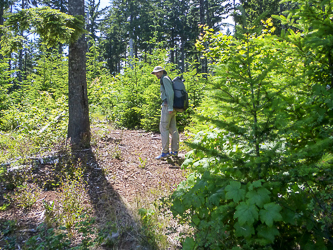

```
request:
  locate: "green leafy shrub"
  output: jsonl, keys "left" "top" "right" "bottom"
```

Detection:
{"left": 1, "top": 163, "right": 33, "bottom": 190}
{"left": 86, "top": 43, "right": 110, "bottom": 84}
{"left": 135, "top": 187, "right": 182, "bottom": 249}
{"left": 88, "top": 76, "right": 116, "bottom": 121}
{"left": 24, "top": 46, "right": 68, "bottom": 100}
{"left": 97, "top": 47, "right": 205, "bottom": 132}
{"left": 0, "top": 47, "right": 68, "bottom": 157}
{"left": 0, "top": 57, "right": 15, "bottom": 119}
{"left": 0, "top": 93, "right": 68, "bottom": 147}
{"left": 0, "top": 220, "right": 17, "bottom": 249}
{"left": 6, "top": 182, "right": 42, "bottom": 209}
{"left": 170, "top": 6, "right": 333, "bottom": 249}
{"left": 110, "top": 57, "right": 159, "bottom": 130}
{"left": 24, "top": 215, "right": 96, "bottom": 250}
{"left": 87, "top": 42, "right": 116, "bottom": 121}
{"left": 25, "top": 226, "right": 71, "bottom": 250}
{"left": 56, "top": 167, "right": 89, "bottom": 233}
{"left": 140, "top": 82, "right": 161, "bottom": 132}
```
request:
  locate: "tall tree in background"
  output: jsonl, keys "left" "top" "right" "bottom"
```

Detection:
{"left": 239, "top": 0, "right": 284, "bottom": 34}
{"left": 187, "top": 0, "right": 231, "bottom": 73}
{"left": 0, "top": 0, "right": 13, "bottom": 54}
{"left": 164, "top": 0, "right": 190, "bottom": 72}
{"left": 132, "top": 0, "right": 156, "bottom": 59}
{"left": 99, "top": 0, "right": 234, "bottom": 74}
{"left": 15, "top": 0, "right": 39, "bottom": 84}
{"left": 86, "top": 0, "right": 108, "bottom": 46}
{"left": 41, "top": 0, "right": 68, "bottom": 12}
{"left": 0, "top": 0, "right": 13, "bottom": 27}
{"left": 100, "top": 0, "right": 157, "bottom": 74}
{"left": 127, "top": 0, "right": 156, "bottom": 60}
{"left": 67, "top": 0, "right": 90, "bottom": 147}
{"left": 199, "top": 0, "right": 207, "bottom": 73}
{"left": 100, "top": 0, "right": 127, "bottom": 75}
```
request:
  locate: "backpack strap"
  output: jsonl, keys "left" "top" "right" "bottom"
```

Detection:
{"left": 160, "top": 75, "right": 172, "bottom": 88}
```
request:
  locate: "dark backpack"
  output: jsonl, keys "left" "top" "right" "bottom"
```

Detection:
{"left": 161, "top": 76, "right": 189, "bottom": 112}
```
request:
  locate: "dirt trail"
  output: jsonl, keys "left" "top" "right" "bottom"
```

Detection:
{"left": 98, "top": 129, "right": 186, "bottom": 203}
{"left": 0, "top": 129, "right": 187, "bottom": 249}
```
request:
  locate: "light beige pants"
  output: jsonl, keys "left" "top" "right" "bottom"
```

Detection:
{"left": 160, "top": 105, "right": 179, "bottom": 154}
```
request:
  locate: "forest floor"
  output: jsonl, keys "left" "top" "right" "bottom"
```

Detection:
{"left": 0, "top": 125, "right": 190, "bottom": 249}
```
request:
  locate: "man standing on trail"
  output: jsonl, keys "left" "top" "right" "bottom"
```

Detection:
{"left": 151, "top": 66, "right": 179, "bottom": 159}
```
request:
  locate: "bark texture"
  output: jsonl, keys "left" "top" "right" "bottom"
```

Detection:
{"left": 67, "top": 0, "right": 91, "bottom": 147}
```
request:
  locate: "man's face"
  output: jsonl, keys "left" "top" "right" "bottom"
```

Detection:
{"left": 153, "top": 71, "right": 163, "bottom": 79}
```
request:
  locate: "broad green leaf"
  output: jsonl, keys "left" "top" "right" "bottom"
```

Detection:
{"left": 208, "top": 189, "right": 224, "bottom": 206}
{"left": 234, "top": 222, "right": 255, "bottom": 238}
{"left": 257, "top": 225, "right": 279, "bottom": 244}
{"left": 281, "top": 209, "right": 297, "bottom": 225}
{"left": 191, "top": 195, "right": 203, "bottom": 209}
{"left": 234, "top": 202, "right": 258, "bottom": 226}
{"left": 171, "top": 199, "right": 185, "bottom": 215}
{"left": 182, "top": 158, "right": 193, "bottom": 168}
{"left": 225, "top": 181, "right": 245, "bottom": 203}
{"left": 183, "top": 237, "right": 197, "bottom": 250}
{"left": 259, "top": 203, "right": 282, "bottom": 227}
{"left": 303, "top": 242, "right": 316, "bottom": 250}
{"left": 248, "top": 180, "right": 263, "bottom": 191}
{"left": 192, "top": 215, "right": 200, "bottom": 226}
{"left": 246, "top": 187, "right": 270, "bottom": 208}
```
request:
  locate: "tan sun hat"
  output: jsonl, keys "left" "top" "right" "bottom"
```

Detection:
{"left": 151, "top": 66, "right": 166, "bottom": 74}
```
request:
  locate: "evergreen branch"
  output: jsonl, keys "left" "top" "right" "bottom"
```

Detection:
{"left": 211, "top": 92, "right": 252, "bottom": 112}
{"left": 185, "top": 141, "right": 248, "bottom": 168}
{"left": 0, "top": 7, "right": 87, "bottom": 54}
{"left": 197, "top": 115, "right": 247, "bottom": 137}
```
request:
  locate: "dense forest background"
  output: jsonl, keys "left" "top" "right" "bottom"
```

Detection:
{"left": 1, "top": 0, "right": 333, "bottom": 249}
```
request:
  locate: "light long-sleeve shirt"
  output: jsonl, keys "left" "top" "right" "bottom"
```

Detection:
{"left": 160, "top": 75, "right": 174, "bottom": 112}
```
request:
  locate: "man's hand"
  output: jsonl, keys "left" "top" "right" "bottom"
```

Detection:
{"left": 169, "top": 111, "right": 173, "bottom": 114}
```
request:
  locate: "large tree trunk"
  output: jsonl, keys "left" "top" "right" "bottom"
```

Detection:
{"left": 170, "top": 28, "right": 175, "bottom": 64}
{"left": 17, "top": 0, "right": 25, "bottom": 85}
{"left": 180, "top": 35, "right": 185, "bottom": 73}
{"left": 0, "top": 3, "right": 4, "bottom": 57}
{"left": 199, "top": 0, "right": 205, "bottom": 26}
{"left": 199, "top": 0, "right": 207, "bottom": 74}
{"left": 205, "top": 0, "right": 210, "bottom": 28}
{"left": 67, "top": 0, "right": 91, "bottom": 148}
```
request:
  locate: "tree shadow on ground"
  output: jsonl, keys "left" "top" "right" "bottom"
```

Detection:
{"left": 0, "top": 146, "right": 157, "bottom": 249}
{"left": 165, "top": 156, "right": 185, "bottom": 169}
{"left": 75, "top": 148, "right": 151, "bottom": 249}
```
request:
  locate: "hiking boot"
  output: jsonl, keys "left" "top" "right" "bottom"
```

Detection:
{"left": 155, "top": 152, "right": 170, "bottom": 159}
{"left": 170, "top": 151, "right": 178, "bottom": 157}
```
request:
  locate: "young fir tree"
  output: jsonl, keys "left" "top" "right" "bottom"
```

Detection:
{"left": 170, "top": 20, "right": 287, "bottom": 249}
{"left": 25, "top": 46, "right": 68, "bottom": 100}
{"left": 0, "top": 55, "right": 15, "bottom": 127}
{"left": 170, "top": 0, "right": 333, "bottom": 246}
